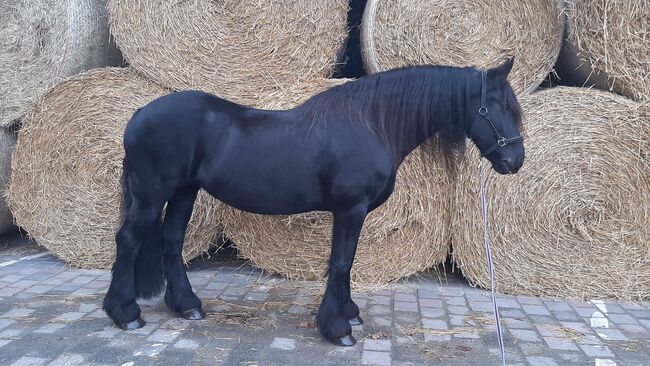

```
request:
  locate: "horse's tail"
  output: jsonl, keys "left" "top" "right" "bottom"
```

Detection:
{"left": 120, "top": 157, "right": 165, "bottom": 299}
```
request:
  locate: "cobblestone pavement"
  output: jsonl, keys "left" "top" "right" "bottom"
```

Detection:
{"left": 0, "top": 233, "right": 649, "bottom": 366}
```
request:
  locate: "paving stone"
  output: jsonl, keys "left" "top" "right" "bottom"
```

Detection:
{"left": 543, "top": 301, "right": 573, "bottom": 312}
{"left": 422, "top": 319, "right": 448, "bottom": 330}
{"left": 503, "top": 318, "right": 533, "bottom": 329}
{"left": 543, "top": 337, "right": 579, "bottom": 351}
{"left": 33, "top": 323, "right": 67, "bottom": 334}
{"left": 517, "top": 296, "right": 543, "bottom": 305}
{"left": 53, "top": 312, "right": 86, "bottom": 322}
{"left": 371, "top": 295, "right": 391, "bottom": 305}
{"left": 418, "top": 298, "right": 442, "bottom": 307}
{"left": 424, "top": 334, "right": 451, "bottom": 342}
{"left": 370, "top": 305, "right": 391, "bottom": 316}
{"left": 174, "top": 339, "right": 200, "bottom": 350}
{"left": 133, "top": 343, "right": 167, "bottom": 357}
{"left": 148, "top": 329, "right": 182, "bottom": 343}
{"left": 500, "top": 309, "right": 526, "bottom": 318}
{"left": 1, "top": 308, "right": 34, "bottom": 318}
{"left": 552, "top": 311, "right": 581, "bottom": 322}
{"left": 595, "top": 328, "right": 628, "bottom": 341}
{"left": 526, "top": 356, "right": 559, "bottom": 366}
{"left": 449, "top": 315, "right": 467, "bottom": 327}
{"left": 607, "top": 313, "right": 638, "bottom": 324}
{"left": 420, "top": 308, "right": 444, "bottom": 318}
{"left": 444, "top": 297, "right": 467, "bottom": 306}
{"left": 416, "top": 289, "right": 438, "bottom": 299}
{"left": 364, "top": 339, "right": 391, "bottom": 352}
{"left": 618, "top": 323, "right": 647, "bottom": 334}
{"left": 522, "top": 305, "right": 551, "bottom": 316}
{"left": 362, "top": 350, "right": 390, "bottom": 366}
{"left": 579, "top": 344, "right": 614, "bottom": 358}
{"left": 469, "top": 301, "right": 493, "bottom": 312}
{"left": 270, "top": 337, "right": 296, "bottom": 350}
{"left": 510, "top": 329, "right": 539, "bottom": 342}
{"left": 394, "top": 292, "right": 416, "bottom": 302}
{"left": 0, "top": 318, "right": 14, "bottom": 330}
{"left": 48, "top": 353, "right": 85, "bottom": 366}
{"left": 448, "top": 305, "right": 469, "bottom": 315}
{"left": 394, "top": 301, "right": 417, "bottom": 312}
{"left": 9, "top": 356, "right": 49, "bottom": 366}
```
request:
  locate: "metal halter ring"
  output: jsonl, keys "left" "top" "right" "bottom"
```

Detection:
{"left": 497, "top": 138, "right": 507, "bottom": 146}
{"left": 478, "top": 107, "right": 488, "bottom": 116}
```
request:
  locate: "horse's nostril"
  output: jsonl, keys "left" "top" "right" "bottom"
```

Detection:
{"left": 517, "top": 155, "right": 525, "bottom": 167}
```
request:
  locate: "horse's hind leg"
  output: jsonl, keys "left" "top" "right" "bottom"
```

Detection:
{"left": 316, "top": 203, "right": 367, "bottom": 346}
{"left": 103, "top": 197, "right": 163, "bottom": 329}
{"left": 162, "top": 185, "right": 205, "bottom": 320}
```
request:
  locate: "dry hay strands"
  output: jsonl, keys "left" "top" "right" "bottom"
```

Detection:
{"left": 452, "top": 87, "right": 650, "bottom": 301}
{"left": 360, "top": 0, "right": 565, "bottom": 95}
{"left": 558, "top": 0, "right": 650, "bottom": 102}
{"left": 7, "top": 68, "right": 220, "bottom": 269}
{"left": 0, "top": 129, "right": 17, "bottom": 235}
{"left": 221, "top": 139, "right": 454, "bottom": 286}
{"left": 0, "top": 0, "right": 122, "bottom": 128}
{"left": 108, "top": 0, "right": 349, "bottom": 105}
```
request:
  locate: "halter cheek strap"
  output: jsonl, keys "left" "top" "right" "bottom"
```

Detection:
{"left": 476, "top": 70, "right": 523, "bottom": 157}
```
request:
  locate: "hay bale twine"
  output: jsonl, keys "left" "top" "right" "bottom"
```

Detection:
{"left": 108, "top": 0, "right": 349, "bottom": 105}
{"left": 7, "top": 68, "right": 220, "bottom": 268}
{"left": 560, "top": 0, "right": 650, "bottom": 101}
{"left": 220, "top": 77, "right": 454, "bottom": 285}
{"left": 0, "top": 129, "right": 18, "bottom": 234}
{"left": 452, "top": 87, "right": 649, "bottom": 301}
{"left": 0, "top": 0, "right": 122, "bottom": 127}
{"left": 360, "top": 0, "right": 564, "bottom": 94}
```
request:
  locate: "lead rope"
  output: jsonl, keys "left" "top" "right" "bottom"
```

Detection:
{"left": 480, "top": 160, "right": 507, "bottom": 366}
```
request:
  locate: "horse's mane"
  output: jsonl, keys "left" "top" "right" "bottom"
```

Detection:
{"left": 297, "top": 65, "right": 481, "bottom": 169}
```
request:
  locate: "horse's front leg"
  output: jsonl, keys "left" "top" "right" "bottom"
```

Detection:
{"left": 316, "top": 203, "right": 367, "bottom": 346}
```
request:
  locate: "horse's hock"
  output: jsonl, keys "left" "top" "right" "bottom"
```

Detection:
{"left": 107, "top": 0, "right": 349, "bottom": 105}
{"left": 557, "top": 0, "right": 650, "bottom": 102}
{"left": 360, "top": 0, "right": 565, "bottom": 95}
{"left": 7, "top": 68, "right": 221, "bottom": 269}
{"left": 452, "top": 87, "right": 650, "bottom": 301}
{"left": 220, "top": 142, "right": 454, "bottom": 286}
{"left": 0, "top": 0, "right": 122, "bottom": 128}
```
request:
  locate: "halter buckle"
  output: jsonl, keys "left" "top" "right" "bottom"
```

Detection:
{"left": 497, "top": 138, "right": 507, "bottom": 146}
{"left": 478, "top": 107, "right": 488, "bottom": 116}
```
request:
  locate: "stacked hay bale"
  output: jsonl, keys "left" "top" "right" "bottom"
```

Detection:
{"left": 0, "top": 0, "right": 121, "bottom": 235}
{"left": 0, "top": 0, "right": 121, "bottom": 127}
{"left": 7, "top": 68, "right": 221, "bottom": 268}
{"left": 452, "top": 87, "right": 649, "bottom": 301}
{"left": 360, "top": 0, "right": 565, "bottom": 94}
{"left": 107, "top": 0, "right": 349, "bottom": 104}
{"left": 557, "top": 0, "right": 650, "bottom": 101}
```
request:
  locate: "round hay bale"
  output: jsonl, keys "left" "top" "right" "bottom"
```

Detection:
{"left": 0, "top": 129, "right": 18, "bottom": 235}
{"left": 452, "top": 87, "right": 649, "bottom": 301}
{"left": 220, "top": 85, "right": 454, "bottom": 286}
{"left": 360, "top": 0, "right": 564, "bottom": 94}
{"left": 0, "top": 0, "right": 122, "bottom": 127}
{"left": 7, "top": 68, "right": 220, "bottom": 269}
{"left": 562, "top": 0, "right": 650, "bottom": 101}
{"left": 108, "top": 0, "right": 349, "bottom": 105}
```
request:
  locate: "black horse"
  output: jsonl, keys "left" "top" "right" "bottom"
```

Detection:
{"left": 103, "top": 58, "right": 524, "bottom": 346}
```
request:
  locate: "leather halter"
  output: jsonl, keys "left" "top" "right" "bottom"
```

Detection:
{"left": 474, "top": 70, "right": 523, "bottom": 157}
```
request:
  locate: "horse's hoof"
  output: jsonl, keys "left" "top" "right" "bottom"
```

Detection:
{"left": 117, "top": 317, "right": 145, "bottom": 330}
{"left": 181, "top": 308, "right": 206, "bottom": 320}
{"left": 349, "top": 316, "right": 363, "bottom": 326}
{"left": 334, "top": 334, "right": 356, "bottom": 347}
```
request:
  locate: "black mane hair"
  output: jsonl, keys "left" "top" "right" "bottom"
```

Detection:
{"left": 299, "top": 65, "right": 481, "bottom": 169}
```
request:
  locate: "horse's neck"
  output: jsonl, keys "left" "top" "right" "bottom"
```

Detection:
{"left": 374, "top": 82, "right": 463, "bottom": 165}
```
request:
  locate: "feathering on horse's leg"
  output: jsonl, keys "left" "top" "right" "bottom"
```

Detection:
{"left": 103, "top": 196, "right": 164, "bottom": 330}
{"left": 316, "top": 203, "right": 367, "bottom": 346}
{"left": 161, "top": 185, "right": 205, "bottom": 320}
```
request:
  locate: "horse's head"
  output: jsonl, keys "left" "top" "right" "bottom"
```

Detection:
{"left": 467, "top": 57, "right": 525, "bottom": 174}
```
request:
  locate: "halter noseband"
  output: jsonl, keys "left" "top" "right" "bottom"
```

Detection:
{"left": 475, "top": 70, "right": 523, "bottom": 157}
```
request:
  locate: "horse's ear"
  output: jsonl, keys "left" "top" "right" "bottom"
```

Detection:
{"left": 488, "top": 56, "right": 515, "bottom": 80}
